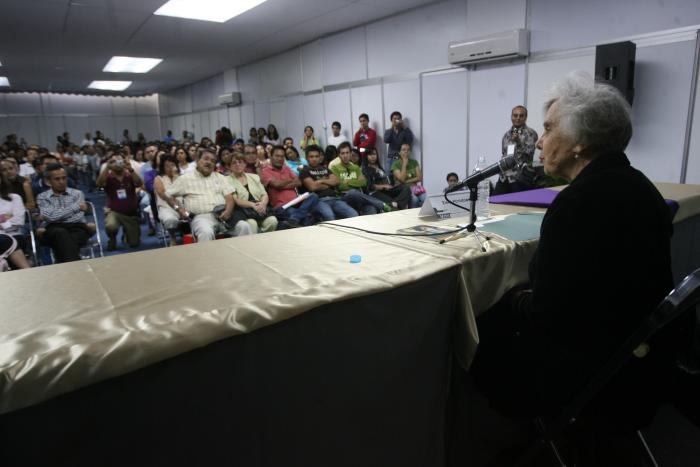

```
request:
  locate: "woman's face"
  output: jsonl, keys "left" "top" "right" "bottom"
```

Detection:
{"left": 304, "top": 127, "right": 313, "bottom": 137}
{"left": 367, "top": 152, "right": 378, "bottom": 164}
{"left": 1, "top": 160, "right": 18, "bottom": 180}
{"left": 286, "top": 149, "right": 299, "bottom": 162}
{"left": 176, "top": 149, "right": 187, "bottom": 162}
{"left": 250, "top": 128, "right": 257, "bottom": 138}
{"left": 536, "top": 101, "right": 581, "bottom": 180}
{"left": 399, "top": 144, "right": 411, "bottom": 159}
{"left": 164, "top": 160, "right": 177, "bottom": 175}
{"left": 230, "top": 158, "right": 246, "bottom": 175}
{"left": 188, "top": 146, "right": 197, "bottom": 158}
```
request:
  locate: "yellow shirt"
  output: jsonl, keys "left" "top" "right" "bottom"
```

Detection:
{"left": 166, "top": 169, "right": 234, "bottom": 215}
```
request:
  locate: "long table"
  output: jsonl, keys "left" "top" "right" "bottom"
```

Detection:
{"left": 0, "top": 182, "right": 698, "bottom": 466}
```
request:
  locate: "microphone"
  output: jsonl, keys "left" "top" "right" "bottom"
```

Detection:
{"left": 446, "top": 155, "right": 518, "bottom": 193}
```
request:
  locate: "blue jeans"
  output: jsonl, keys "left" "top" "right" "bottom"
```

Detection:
{"left": 274, "top": 193, "right": 319, "bottom": 225}
{"left": 410, "top": 191, "right": 427, "bottom": 208}
{"left": 314, "top": 197, "right": 358, "bottom": 221}
{"left": 341, "top": 189, "right": 385, "bottom": 215}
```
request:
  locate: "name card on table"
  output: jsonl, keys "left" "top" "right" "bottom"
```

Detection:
{"left": 418, "top": 191, "right": 472, "bottom": 220}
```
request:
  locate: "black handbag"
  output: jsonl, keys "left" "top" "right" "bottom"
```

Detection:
{"left": 241, "top": 191, "right": 270, "bottom": 221}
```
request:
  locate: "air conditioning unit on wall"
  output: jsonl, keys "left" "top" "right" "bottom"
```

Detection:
{"left": 448, "top": 29, "right": 529, "bottom": 66}
{"left": 218, "top": 92, "right": 242, "bottom": 107}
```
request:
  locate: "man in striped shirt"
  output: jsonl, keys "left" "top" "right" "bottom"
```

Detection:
{"left": 36, "top": 164, "right": 90, "bottom": 263}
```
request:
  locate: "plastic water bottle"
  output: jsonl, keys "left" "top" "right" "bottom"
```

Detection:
{"left": 473, "top": 156, "right": 491, "bottom": 220}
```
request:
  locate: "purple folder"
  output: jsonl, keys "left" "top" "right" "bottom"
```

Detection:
{"left": 489, "top": 187, "right": 680, "bottom": 218}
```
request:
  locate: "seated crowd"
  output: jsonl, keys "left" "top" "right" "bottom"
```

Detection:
{"left": 0, "top": 111, "right": 427, "bottom": 270}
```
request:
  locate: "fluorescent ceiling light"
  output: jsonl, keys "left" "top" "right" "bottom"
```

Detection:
{"left": 0, "top": 77, "right": 9, "bottom": 87}
{"left": 88, "top": 80, "right": 132, "bottom": 91}
{"left": 103, "top": 56, "right": 162, "bottom": 73}
{"left": 154, "top": 0, "right": 267, "bottom": 23}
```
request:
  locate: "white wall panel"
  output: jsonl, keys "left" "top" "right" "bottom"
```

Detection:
{"left": 270, "top": 99, "right": 286, "bottom": 139}
{"left": 284, "top": 94, "right": 304, "bottom": 144}
{"left": 238, "top": 65, "right": 262, "bottom": 102}
{"left": 112, "top": 98, "right": 136, "bottom": 116}
{"left": 208, "top": 109, "right": 221, "bottom": 136}
{"left": 323, "top": 88, "right": 351, "bottom": 145}
{"left": 302, "top": 93, "right": 324, "bottom": 146}
{"left": 166, "top": 86, "right": 192, "bottom": 115}
{"left": 468, "top": 63, "right": 526, "bottom": 172}
{"left": 421, "top": 69, "right": 468, "bottom": 194}
{"left": 240, "top": 104, "right": 255, "bottom": 138}
{"left": 686, "top": 60, "right": 700, "bottom": 185}
{"left": 63, "top": 117, "right": 91, "bottom": 145}
{"left": 366, "top": 0, "right": 467, "bottom": 78}
{"left": 136, "top": 116, "right": 160, "bottom": 141}
{"left": 349, "top": 83, "right": 383, "bottom": 156}
{"left": 321, "top": 27, "right": 367, "bottom": 86}
{"left": 3, "top": 117, "right": 42, "bottom": 147}
{"left": 227, "top": 107, "right": 242, "bottom": 140}
{"left": 184, "top": 113, "right": 195, "bottom": 140}
{"left": 218, "top": 109, "right": 230, "bottom": 132}
{"left": 530, "top": 0, "right": 700, "bottom": 52}
{"left": 261, "top": 50, "right": 302, "bottom": 97}
{"left": 135, "top": 95, "right": 159, "bottom": 115}
{"left": 626, "top": 40, "right": 696, "bottom": 183}
{"left": 526, "top": 53, "right": 596, "bottom": 145}
{"left": 383, "top": 79, "right": 422, "bottom": 164}
{"left": 466, "top": 0, "right": 526, "bottom": 38}
{"left": 44, "top": 116, "right": 66, "bottom": 147}
{"left": 301, "top": 41, "right": 323, "bottom": 92}
{"left": 2, "top": 93, "right": 42, "bottom": 114}
{"left": 254, "top": 101, "right": 271, "bottom": 128}
{"left": 223, "top": 69, "right": 239, "bottom": 93}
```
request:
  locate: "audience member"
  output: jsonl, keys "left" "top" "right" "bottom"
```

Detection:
{"left": 19, "top": 147, "right": 37, "bottom": 177}
{"left": 324, "top": 145, "right": 338, "bottom": 167}
{"left": 0, "top": 233, "right": 29, "bottom": 271}
{"left": 257, "top": 127, "right": 267, "bottom": 144}
{"left": 352, "top": 113, "right": 377, "bottom": 153}
{"left": 299, "top": 145, "right": 357, "bottom": 221}
{"left": 227, "top": 153, "right": 277, "bottom": 233}
{"left": 163, "top": 149, "right": 252, "bottom": 241}
{"left": 331, "top": 142, "right": 389, "bottom": 215}
{"left": 176, "top": 146, "right": 196, "bottom": 174}
{"left": 265, "top": 124, "right": 280, "bottom": 145}
{"left": 0, "top": 172, "right": 30, "bottom": 269}
{"left": 282, "top": 137, "right": 294, "bottom": 149}
{"left": 1, "top": 158, "right": 36, "bottom": 210}
{"left": 384, "top": 111, "right": 414, "bottom": 160}
{"left": 261, "top": 145, "right": 319, "bottom": 228}
{"left": 495, "top": 105, "right": 539, "bottom": 195}
{"left": 36, "top": 164, "right": 90, "bottom": 263}
{"left": 327, "top": 121, "right": 348, "bottom": 148}
{"left": 248, "top": 127, "right": 259, "bottom": 145}
{"left": 163, "top": 130, "right": 176, "bottom": 145}
{"left": 285, "top": 146, "right": 308, "bottom": 175}
{"left": 362, "top": 147, "right": 410, "bottom": 210}
{"left": 31, "top": 154, "right": 76, "bottom": 196}
{"left": 154, "top": 154, "right": 181, "bottom": 246}
{"left": 96, "top": 153, "right": 143, "bottom": 250}
{"left": 243, "top": 144, "right": 266, "bottom": 176}
{"left": 391, "top": 143, "right": 425, "bottom": 208}
{"left": 444, "top": 172, "right": 460, "bottom": 193}
{"left": 300, "top": 126, "right": 321, "bottom": 152}
{"left": 80, "top": 132, "right": 94, "bottom": 147}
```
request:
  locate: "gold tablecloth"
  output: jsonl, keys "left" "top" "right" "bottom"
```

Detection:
{"left": 1, "top": 182, "right": 697, "bottom": 415}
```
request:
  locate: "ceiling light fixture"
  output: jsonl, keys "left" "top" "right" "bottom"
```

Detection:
{"left": 103, "top": 56, "right": 163, "bottom": 73}
{"left": 0, "top": 77, "right": 10, "bottom": 87}
{"left": 88, "top": 80, "right": 132, "bottom": 91}
{"left": 154, "top": 0, "right": 267, "bottom": 23}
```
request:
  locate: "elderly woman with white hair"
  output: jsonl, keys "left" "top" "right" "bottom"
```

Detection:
{"left": 471, "top": 72, "right": 673, "bottom": 464}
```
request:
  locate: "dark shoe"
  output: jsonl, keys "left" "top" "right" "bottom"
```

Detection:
{"left": 107, "top": 239, "right": 117, "bottom": 251}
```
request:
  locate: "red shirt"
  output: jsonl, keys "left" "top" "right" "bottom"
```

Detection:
{"left": 104, "top": 172, "right": 139, "bottom": 215}
{"left": 261, "top": 164, "right": 298, "bottom": 209}
{"left": 353, "top": 127, "right": 377, "bottom": 149}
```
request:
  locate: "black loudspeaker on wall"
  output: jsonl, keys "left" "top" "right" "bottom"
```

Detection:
{"left": 595, "top": 41, "right": 636, "bottom": 105}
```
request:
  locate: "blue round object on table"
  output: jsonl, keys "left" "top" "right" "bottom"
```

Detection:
{"left": 349, "top": 255, "right": 362, "bottom": 263}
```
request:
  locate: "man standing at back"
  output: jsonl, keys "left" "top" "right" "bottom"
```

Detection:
{"left": 383, "top": 111, "right": 413, "bottom": 160}
{"left": 353, "top": 113, "right": 377, "bottom": 154}
{"left": 494, "top": 105, "right": 539, "bottom": 195}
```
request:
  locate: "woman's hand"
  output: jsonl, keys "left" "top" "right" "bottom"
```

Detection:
{"left": 253, "top": 201, "right": 266, "bottom": 215}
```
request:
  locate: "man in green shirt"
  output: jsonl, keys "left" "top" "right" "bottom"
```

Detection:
{"left": 330, "top": 142, "right": 390, "bottom": 215}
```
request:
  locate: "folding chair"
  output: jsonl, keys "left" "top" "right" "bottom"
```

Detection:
{"left": 81, "top": 200, "right": 104, "bottom": 259}
{"left": 516, "top": 267, "right": 700, "bottom": 467}
{"left": 24, "top": 210, "right": 39, "bottom": 266}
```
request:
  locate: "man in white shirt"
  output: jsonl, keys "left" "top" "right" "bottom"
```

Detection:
{"left": 162, "top": 149, "right": 251, "bottom": 241}
{"left": 80, "top": 132, "right": 94, "bottom": 147}
{"left": 327, "top": 121, "right": 348, "bottom": 148}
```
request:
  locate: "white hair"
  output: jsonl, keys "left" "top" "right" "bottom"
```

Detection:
{"left": 544, "top": 71, "right": 633, "bottom": 155}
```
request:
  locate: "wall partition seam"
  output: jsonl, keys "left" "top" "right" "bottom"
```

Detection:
{"left": 465, "top": 67, "right": 471, "bottom": 179}
{"left": 680, "top": 29, "right": 700, "bottom": 184}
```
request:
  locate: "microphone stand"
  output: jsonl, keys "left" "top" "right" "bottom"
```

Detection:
{"left": 440, "top": 184, "right": 490, "bottom": 252}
